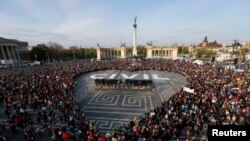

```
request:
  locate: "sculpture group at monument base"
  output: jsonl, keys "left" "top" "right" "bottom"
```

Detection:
{"left": 95, "top": 79, "right": 154, "bottom": 91}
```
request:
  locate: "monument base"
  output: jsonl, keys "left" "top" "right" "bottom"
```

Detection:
{"left": 94, "top": 79, "right": 154, "bottom": 91}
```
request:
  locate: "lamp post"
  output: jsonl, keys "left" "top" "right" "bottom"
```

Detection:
{"left": 182, "top": 45, "right": 184, "bottom": 58}
{"left": 231, "top": 40, "right": 238, "bottom": 69}
{"left": 181, "top": 43, "right": 184, "bottom": 61}
{"left": 47, "top": 51, "right": 49, "bottom": 62}
{"left": 35, "top": 54, "right": 37, "bottom": 61}
{"left": 239, "top": 45, "right": 242, "bottom": 69}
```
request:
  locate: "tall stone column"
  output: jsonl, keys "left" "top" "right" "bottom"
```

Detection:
{"left": 11, "top": 46, "right": 17, "bottom": 60}
{"left": 132, "top": 17, "right": 137, "bottom": 56}
{"left": 0, "top": 46, "right": 6, "bottom": 60}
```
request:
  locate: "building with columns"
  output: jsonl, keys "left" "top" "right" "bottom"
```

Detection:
{"left": 96, "top": 42, "right": 178, "bottom": 60}
{"left": 96, "top": 43, "right": 126, "bottom": 60}
{"left": 146, "top": 43, "right": 178, "bottom": 59}
{"left": 0, "top": 37, "right": 29, "bottom": 61}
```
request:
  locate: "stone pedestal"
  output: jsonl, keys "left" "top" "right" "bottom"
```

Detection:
{"left": 96, "top": 47, "right": 101, "bottom": 61}
{"left": 120, "top": 47, "right": 126, "bottom": 59}
{"left": 146, "top": 45, "right": 153, "bottom": 59}
{"left": 172, "top": 48, "right": 178, "bottom": 59}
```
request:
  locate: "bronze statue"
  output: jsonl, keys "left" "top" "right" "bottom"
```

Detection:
{"left": 133, "top": 16, "right": 137, "bottom": 28}
{"left": 147, "top": 42, "right": 153, "bottom": 46}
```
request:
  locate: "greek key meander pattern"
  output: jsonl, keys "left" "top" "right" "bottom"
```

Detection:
{"left": 74, "top": 70, "right": 186, "bottom": 132}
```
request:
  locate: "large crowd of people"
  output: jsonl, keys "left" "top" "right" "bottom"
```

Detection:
{"left": 0, "top": 59, "right": 249, "bottom": 141}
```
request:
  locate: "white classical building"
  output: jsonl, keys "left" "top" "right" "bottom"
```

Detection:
{"left": 96, "top": 43, "right": 178, "bottom": 60}
{"left": 146, "top": 43, "right": 178, "bottom": 59}
{"left": 96, "top": 43, "right": 126, "bottom": 60}
{"left": 0, "top": 37, "right": 29, "bottom": 62}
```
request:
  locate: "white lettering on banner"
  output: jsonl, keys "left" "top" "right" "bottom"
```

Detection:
{"left": 108, "top": 74, "right": 117, "bottom": 79}
{"left": 90, "top": 73, "right": 170, "bottom": 80}
{"left": 152, "top": 74, "right": 170, "bottom": 80}
{"left": 143, "top": 74, "right": 149, "bottom": 80}
{"left": 90, "top": 74, "right": 107, "bottom": 79}
{"left": 121, "top": 74, "right": 138, "bottom": 79}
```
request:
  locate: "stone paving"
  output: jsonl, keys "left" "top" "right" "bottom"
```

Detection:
{"left": 74, "top": 70, "right": 187, "bottom": 133}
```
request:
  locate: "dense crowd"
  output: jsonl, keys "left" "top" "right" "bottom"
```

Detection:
{"left": 0, "top": 59, "right": 249, "bottom": 141}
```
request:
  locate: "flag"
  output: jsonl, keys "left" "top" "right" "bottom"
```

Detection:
{"left": 183, "top": 87, "right": 194, "bottom": 94}
{"left": 62, "top": 132, "right": 69, "bottom": 140}
{"left": 211, "top": 95, "right": 217, "bottom": 103}
{"left": 63, "top": 82, "right": 68, "bottom": 89}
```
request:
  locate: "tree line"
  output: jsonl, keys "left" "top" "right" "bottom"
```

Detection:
{"left": 30, "top": 42, "right": 148, "bottom": 61}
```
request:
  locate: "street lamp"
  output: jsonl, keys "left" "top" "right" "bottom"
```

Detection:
{"left": 47, "top": 51, "right": 49, "bottom": 62}
{"left": 230, "top": 40, "right": 238, "bottom": 69}
{"left": 181, "top": 43, "right": 184, "bottom": 61}
{"left": 239, "top": 44, "right": 243, "bottom": 69}
{"left": 35, "top": 54, "right": 37, "bottom": 61}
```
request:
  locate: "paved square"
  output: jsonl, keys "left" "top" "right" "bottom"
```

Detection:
{"left": 74, "top": 70, "right": 187, "bottom": 132}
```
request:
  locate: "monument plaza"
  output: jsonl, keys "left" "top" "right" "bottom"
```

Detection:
{"left": 74, "top": 70, "right": 187, "bottom": 133}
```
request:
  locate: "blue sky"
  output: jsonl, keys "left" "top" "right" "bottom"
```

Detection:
{"left": 0, "top": 0, "right": 249, "bottom": 47}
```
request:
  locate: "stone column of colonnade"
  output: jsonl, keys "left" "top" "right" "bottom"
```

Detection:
{"left": 165, "top": 50, "right": 168, "bottom": 58}
{"left": 6, "top": 46, "right": 12, "bottom": 59}
{"left": 11, "top": 46, "right": 17, "bottom": 60}
{"left": 0, "top": 45, "right": 21, "bottom": 60}
{"left": 15, "top": 47, "right": 21, "bottom": 60}
{"left": 0, "top": 46, "right": 6, "bottom": 60}
{"left": 108, "top": 51, "right": 110, "bottom": 58}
